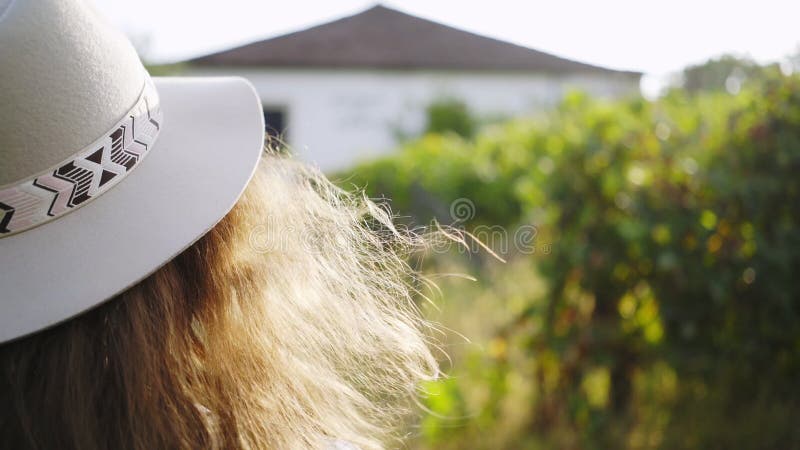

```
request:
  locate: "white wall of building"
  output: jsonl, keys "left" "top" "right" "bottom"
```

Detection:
{"left": 187, "top": 67, "right": 640, "bottom": 172}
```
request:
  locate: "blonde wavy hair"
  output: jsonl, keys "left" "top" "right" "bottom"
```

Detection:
{"left": 0, "top": 154, "right": 439, "bottom": 449}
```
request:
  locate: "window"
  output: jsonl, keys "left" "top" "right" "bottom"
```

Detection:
{"left": 262, "top": 107, "right": 287, "bottom": 146}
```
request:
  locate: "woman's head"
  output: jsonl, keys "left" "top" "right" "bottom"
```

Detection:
{"left": 0, "top": 155, "right": 438, "bottom": 449}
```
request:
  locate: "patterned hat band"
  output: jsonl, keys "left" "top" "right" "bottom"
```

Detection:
{"left": 0, "top": 78, "right": 163, "bottom": 238}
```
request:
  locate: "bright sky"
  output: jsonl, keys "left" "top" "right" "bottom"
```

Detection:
{"left": 94, "top": 0, "right": 800, "bottom": 96}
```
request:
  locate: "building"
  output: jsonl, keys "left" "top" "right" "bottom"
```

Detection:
{"left": 186, "top": 5, "right": 641, "bottom": 171}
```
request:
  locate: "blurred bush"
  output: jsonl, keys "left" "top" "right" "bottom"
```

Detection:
{"left": 425, "top": 98, "right": 477, "bottom": 138}
{"left": 678, "top": 54, "right": 770, "bottom": 94}
{"left": 341, "top": 71, "right": 800, "bottom": 449}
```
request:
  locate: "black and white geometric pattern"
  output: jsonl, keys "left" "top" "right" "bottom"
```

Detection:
{"left": 0, "top": 79, "right": 162, "bottom": 237}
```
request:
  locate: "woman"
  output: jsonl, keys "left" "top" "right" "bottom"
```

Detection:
{"left": 0, "top": 0, "right": 438, "bottom": 448}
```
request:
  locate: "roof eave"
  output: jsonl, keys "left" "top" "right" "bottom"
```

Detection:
{"left": 187, "top": 60, "right": 642, "bottom": 78}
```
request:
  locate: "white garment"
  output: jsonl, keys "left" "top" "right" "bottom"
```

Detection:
{"left": 327, "top": 439, "right": 360, "bottom": 450}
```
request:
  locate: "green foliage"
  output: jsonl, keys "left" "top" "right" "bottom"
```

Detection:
{"left": 342, "top": 74, "right": 800, "bottom": 449}
{"left": 675, "top": 54, "right": 780, "bottom": 94}
{"left": 425, "top": 98, "right": 477, "bottom": 138}
{"left": 144, "top": 63, "right": 187, "bottom": 76}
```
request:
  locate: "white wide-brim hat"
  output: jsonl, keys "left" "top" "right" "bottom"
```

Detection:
{"left": 0, "top": 0, "right": 264, "bottom": 343}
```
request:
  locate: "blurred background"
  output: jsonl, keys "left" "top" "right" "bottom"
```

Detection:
{"left": 98, "top": 1, "right": 800, "bottom": 448}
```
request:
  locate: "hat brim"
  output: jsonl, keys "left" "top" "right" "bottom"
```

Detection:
{"left": 0, "top": 77, "right": 265, "bottom": 343}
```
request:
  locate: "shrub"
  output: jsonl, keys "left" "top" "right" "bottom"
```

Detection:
{"left": 342, "top": 74, "right": 800, "bottom": 450}
{"left": 425, "top": 98, "right": 477, "bottom": 138}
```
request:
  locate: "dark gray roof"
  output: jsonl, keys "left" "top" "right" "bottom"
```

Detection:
{"left": 190, "top": 5, "right": 640, "bottom": 77}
